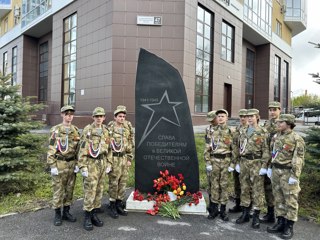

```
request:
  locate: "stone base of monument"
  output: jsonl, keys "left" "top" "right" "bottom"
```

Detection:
{"left": 125, "top": 191, "right": 208, "bottom": 215}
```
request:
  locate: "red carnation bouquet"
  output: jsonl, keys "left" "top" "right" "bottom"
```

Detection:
{"left": 133, "top": 170, "right": 202, "bottom": 219}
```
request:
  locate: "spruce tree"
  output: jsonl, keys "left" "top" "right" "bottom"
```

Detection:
{"left": 0, "top": 72, "right": 45, "bottom": 194}
{"left": 304, "top": 126, "right": 320, "bottom": 168}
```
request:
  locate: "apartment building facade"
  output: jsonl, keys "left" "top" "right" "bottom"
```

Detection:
{"left": 0, "top": 0, "right": 307, "bottom": 127}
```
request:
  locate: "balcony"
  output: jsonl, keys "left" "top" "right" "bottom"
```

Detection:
{"left": 0, "top": 0, "right": 11, "bottom": 19}
{"left": 284, "top": 0, "right": 307, "bottom": 36}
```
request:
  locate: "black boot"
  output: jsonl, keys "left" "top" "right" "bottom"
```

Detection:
{"left": 94, "top": 207, "right": 105, "bottom": 213}
{"left": 62, "top": 206, "right": 76, "bottom": 222}
{"left": 236, "top": 207, "right": 250, "bottom": 224}
{"left": 229, "top": 198, "right": 242, "bottom": 213}
{"left": 207, "top": 202, "right": 219, "bottom": 220}
{"left": 116, "top": 199, "right": 128, "bottom": 216}
{"left": 83, "top": 211, "right": 93, "bottom": 231}
{"left": 54, "top": 208, "right": 62, "bottom": 226}
{"left": 281, "top": 219, "right": 294, "bottom": 239}
{"left": 91, "top": 209, "right": 103, "bottom": 227}
{"left": 251, "top": 210, "right": 260, "bottom": 229}
{"left": 267, "top": 216, "right": 285, "bottom": 233}
{"left": 260, "top": 206, "right": 275, "bottom": 223}
{"left": 220, "top": 204, "right": 229, "bottom": 221}
{"left": 108, "top": 201, "right": 119, "bottom": 219}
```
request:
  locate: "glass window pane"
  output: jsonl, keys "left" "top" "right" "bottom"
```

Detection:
{"left": 204, "top": 25, "right": 211, "bottom": 39}
{"left": 197, "top": 7, "right": 204, "bottom": 21}
{"left": 204, "top": 11, "right": 211, "bottom": 25}
{"left": 197, "top": 21, "right": 203, "bottom": 34}
{"left": 197, "top": 35, "right": 203, "bottom": 50}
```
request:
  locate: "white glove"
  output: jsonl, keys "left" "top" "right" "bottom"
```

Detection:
{"left": 50, "top": 167, "right": 59, "bottom": 176}
{"left": 259, "top": 168, "right": 268, "bottom": 175}
{"left": 267, "top": 168, "right": 272, "bottom": 179}
{"left": 106, "top": 167, "right": 111, "bottom": 174}
{"left": 74, "top": 165, "right": 79, "bottom": 173}
{"left": 228, "top": 166, "right": 234, "bottom": 172}
{"left": 235, "top": 164, "right": 240, "bottom": 173}
{"left": 206, "top": 164, "right": 213, "bottom": 172}
{"left": 81, "top": 171, "right": 88, "bottom": 178}
{"left": 288, "top": 177, "right": 298, "bottom": 185}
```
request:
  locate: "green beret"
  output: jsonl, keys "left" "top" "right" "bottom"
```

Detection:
{"left": 114, "top": 105, "right": 127, "bottom": 116}
{"left": 206, "top": 111, "right": 216, "bottom": 122}
{"left": 92, "top": 107, "right": 106, "bottom": 116}
{"left": 238, "top": 109, "right": 247, "bottom": 116}
{"left": 61, "top": 105, "right": 75, "bottom": 113}
{"left": 268, "top": 101, "right": 281, "bottom": 108}
{"left": 276, "top": 114, "right": 295, "bottom": 124}
{"left": 247, "top": 108, "right": 259, "bottom": 116}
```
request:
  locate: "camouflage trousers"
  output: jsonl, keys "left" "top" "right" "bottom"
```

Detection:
{"left": 239, "top": 159, "right": 264, "bottom": 210}
{"left": 264, "top": 175, "right": 275, "bottom": 207}
{"left": 51, "top": 159, "right": 76, "bottom": 209}
{"left": 271, "top": 168, "right": 300, "bottom": 222}
{"left": 108, "top": 155, "right": 129, "bottom": 201}
{"left": 82, "top": 158, "right": 107, "bottom": 212}
{"left": 233, "top": 171, "right": 241, "bottom": 199}
{"left": 208, "top": 157, "right": 231, "bottom": 204}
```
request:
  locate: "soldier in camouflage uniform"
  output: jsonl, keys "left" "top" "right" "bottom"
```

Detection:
{"left": 204, "top": 110, "right": 217, "bottom": 205}
{"left": 78, "top": 107, "right": 112, "bottom": 231}
{"left": 47, "top": 105, "right": 80, "bottom": 226}
{"left": 234, "top": 109, "right": 270, "bottom": 229}
{"left": 204, "top": 109, "right": 235, "bottom": 221}
{"left": 267, "top": 114, "right": 305, "bottom": 239}
{"left": 229, "top": 109, "right": 248, "bottom": 213}
{"left": 260, "top": 101, "right": 281, "bottom": 223}
{"left": 107, "top": 105, "right": 134, "bottom": 219}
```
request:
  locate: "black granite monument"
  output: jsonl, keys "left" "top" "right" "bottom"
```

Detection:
{"left": 135, "top": 49, "right": 199, "bottom": 193}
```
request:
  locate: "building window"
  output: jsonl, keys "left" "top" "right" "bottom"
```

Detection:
{"left": 221, "top": 21, "right": 234, "bottom": 62}
{"left": 274, "top": 55, "right": 281, "bottom": 102}
{"left": 282, "top": 61, "right": 289, "bottom": 112}
{"left": 2, "top": 52, "right": 8, "bottom": 75}
{"left": 244, "top": 0, "right": 272, "bottom": 36}
{"left": 276, "top": 20, "right": 282, "bottom": 37}
{"left": 62, "top": 13, "right": 77, "bottom": 106}
{"left": 21, "top": 0, "right": 52, "bottom": 27}
{"left": 195, "top": 5, "right": 213, "bottom": 113}
{"left": 39, "top": 42, "right": 48, "bottom": 102}
{"left": 12, "top": 47, "right": 18, "bottom": 85}
{"left": 245, "top": 49, "right": 255, "bottom": 109}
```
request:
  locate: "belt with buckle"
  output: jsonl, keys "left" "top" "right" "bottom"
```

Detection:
{"left": 113, "top": 152, "right": 124, "bottom": 157}
{"left": 241, "top": 153, "right": 262, "bottom": 160}
{"left": 210, "top": 153, "right": 231, "bottom": 159}
{"left": 55, "top": 155, "right": 75, "bottom": 161}
{"left": 272, "top": 162, "right": 292, "bottom": 169}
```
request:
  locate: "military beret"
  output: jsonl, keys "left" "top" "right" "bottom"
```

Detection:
{"left": 268, "top": 101, "right": 281, "bottom": 109}
{"left": 61, "top": 105, "right": 75, "bottom": 113}
{"left": 238, "top": 109, "right": 247, "bottom": 116}
{"left": 92, "top": 107, "right": 106, "bottom": 116}
{"left": 246, "top": 108, "right": 259, "bottom": 116}
{"left": 216, "top": 109, "right": 229, "bottom": 117}
{"left": 276, "top": 114, "right": 295, "bottom": 125}
{"left": 206, "top": 111, "right": 216, "bottom": 122}
{"left": 114, "top": 105, "right": 127, "bottom": 116}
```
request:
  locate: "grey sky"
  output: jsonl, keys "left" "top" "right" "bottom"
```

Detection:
{"left": 291, "top": 1, "right": 320, "bottom": 96}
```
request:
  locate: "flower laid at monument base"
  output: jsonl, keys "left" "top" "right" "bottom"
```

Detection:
{"left": 126, "top": 170, "right": 207, "bottom": 219}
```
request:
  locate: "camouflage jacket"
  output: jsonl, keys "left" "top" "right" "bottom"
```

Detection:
{"left": 204, "top": 124, "right": 235, "bottom": 166}
{"left": 47, "top": 124, "right": 80, "bottom": 168}
{"left": 107, "top": 120, "right": 134, "bottom": 161}
{"left": 204, "top": 124, "right": 215, "bottom": 162}
{"left": 264, "top": 118, "right": 278, "bottom": 146}
{"left": 270, "top": 129, "right": 305, "bottom": 179}
{"left": 78, "top": 123, "right": 112, "bottom": 170}
{"left": 234, "top": 125, "right": 271, "bottom": 168}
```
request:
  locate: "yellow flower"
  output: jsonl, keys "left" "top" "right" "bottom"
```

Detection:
{"left": 177, "top": 187, "right": 181, "bottom": 193}
{"left": 182, "top": 185, "right": 186, "bottom": 190}
{"left": 179, "top": 191, "right": 184, "bottom": 196}
{"left": 173, "top": 190, "right": 177, "bottom": 195}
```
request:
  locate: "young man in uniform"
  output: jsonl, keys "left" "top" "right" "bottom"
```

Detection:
{"left": 204, "top": 109, "right": 234, "bottom": 221}
{"left": 47, "top": 105, "right": 80, "bottom": 226}
{"left": 261, "top": 101, "right": 281, "bottom": 223}
{"left": 234, "top": 108, "right": 270, "bottom": 229}
{"left": 78, "top": 107, "right": 112, "bottom": 231}
{"left": 229, "top": 109, "right": 248, "bottom": 213}
{"left": 107, "top": 105, "right": 134, "bottom": 219}
{"left": 267, "top": 114, "right": 305, "bottom": 239}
